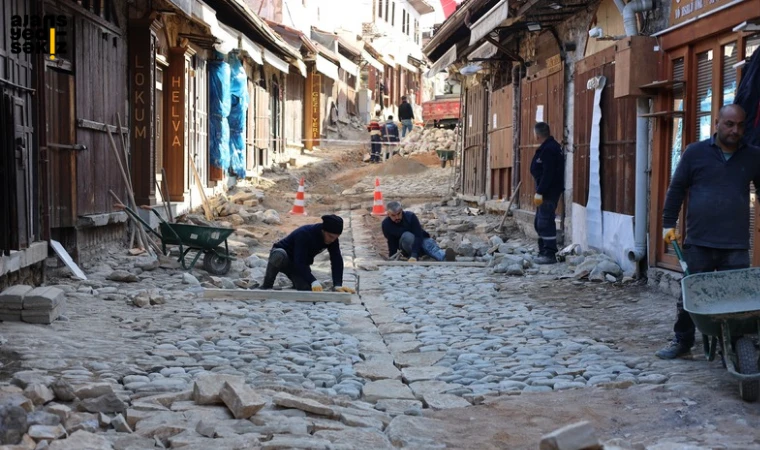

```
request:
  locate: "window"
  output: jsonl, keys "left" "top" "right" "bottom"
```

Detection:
{"left": 402, "top": 10, "right": 406, "bottom": 32}
{"left": 747, "top": 34, "right": 760, "bottom": 59}
{"left": 378, "top": 0, "right": 383, "bottom": 18}
{"left": 392, "top": 2, "right": 396, "bottom": 26}
{"left": 415, "top": 19, "right": 419, "bottom": 44}
{"left": 406, "top": 13, "right": 410, "bottom": 36}
{"left": 385, "top": 0, "right": 389, "bottom": 21}
{"left": 722, "top": 42, "right": 737, "bottom": 106}
{"left": 696, "top": 49, "right": 713, "bottom": 142}
{"left": 670, "top": 58, "right": 685, "bottom": 179}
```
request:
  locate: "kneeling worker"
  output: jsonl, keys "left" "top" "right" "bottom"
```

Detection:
{"left": 261, "top": 214, "right": 355, "bottom": 293}
{"left": 382, "top": 201, "right": 456, "bottom": 262}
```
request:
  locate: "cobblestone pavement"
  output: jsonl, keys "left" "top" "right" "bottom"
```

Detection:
{"left": 1, "top": 204, "right": 759, "bottom": 449}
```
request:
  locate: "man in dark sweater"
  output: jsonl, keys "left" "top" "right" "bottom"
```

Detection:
{"left": 530, "top": 122, "right": 565, "bottom": 265}
{"left": 260, "top": 214, "right": 355, "bottom": 293}
{"left": 382, "top": 201, "right": 456, "bottom": 262}
{"left": 657, "top": 104, "right": 760, "bottom": 359}
{"left": 398, "top": 96, "right": 414, "bottom": 138}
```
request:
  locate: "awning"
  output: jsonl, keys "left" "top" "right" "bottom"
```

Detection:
{"left": 263, "top": 48, "right": 289, "bottom": 73}
{"left": 215, "top": 22, "right": 241, "bottom": 55}
{"left": 362, "top": 50, "right": 384, "bottom": 72}
{"left": 338, "top": 55, "right": 359, "bottom": 77}
{"left": 467, "top": 41, "right": 497, "bottom": 60}
{"left": 426, "top": 45, "right": 456, "bottom": 78}
{"left": 468, "top": 0, "right": 509, "bottom": 46}
{"left": 293, "top": 59, "right": 307, "bottom": 77}
{"left": 240, "top": 32, "right": 263, "bottom": 65}
{"left": 316, "top": 54, "right": 340, "bottom": 81}
{"left": 397, "top": 58, "right": 418, "bottom": 73}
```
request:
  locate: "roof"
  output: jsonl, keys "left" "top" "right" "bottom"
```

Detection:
{"left": 408, "top": 0, "right": 436, "bottom": 15}
{"left": 314, "top": 42, "right": 341, "bottom": 64}
{"left": 266, "top": 20, "right": 319, "bottom": 55}
{"left": 336, "top": 35, "right": 363, "bottom": 57}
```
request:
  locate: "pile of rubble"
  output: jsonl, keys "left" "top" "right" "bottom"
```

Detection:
{"left": 0, "top": 370, "right": 406, "bottom": 449}
{"left": 398, "top": 127, "right": 456, "bottom": 156}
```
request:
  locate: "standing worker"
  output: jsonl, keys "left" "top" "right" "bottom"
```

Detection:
{"left": 260, "top": 214, "right": 355, "bottom": 293}
{"left": 382, "top": 201, "right": 456, "bottom": 262}
{"left": 382, "top": 115, "right": 400, "bottom": 160}
{"left": 657, "top": 104, "right": 760, "bottom": 359}
{"left": 530, "top": 122, "right": 565, "bottom": 265}
{"left": 398, "top": 96, "right": 414, "bottom": 138}
{"left": 367, "top": 113, "right": 383, "bottom": 163}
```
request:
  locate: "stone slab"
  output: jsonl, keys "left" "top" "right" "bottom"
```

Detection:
{"left": 22, "top": 286, "right": 64, "bottom": 310}
{"left": 0, "top": 285, "right": 32, "bottom": 309}
{"left": 21, "top": 303, "right": 63, "bottom": 325}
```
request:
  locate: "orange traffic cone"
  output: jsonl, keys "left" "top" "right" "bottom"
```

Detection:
{"left": 371, "top": 177, "right": 386, "bottom": 216}
{"left": 290, "top": 177, "right": 307, "bottom": 215}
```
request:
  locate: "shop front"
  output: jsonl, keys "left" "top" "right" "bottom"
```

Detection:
{"left": 649, "top": 0, "right": 760, "bottom": 270}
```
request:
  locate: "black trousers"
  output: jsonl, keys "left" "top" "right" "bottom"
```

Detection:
{"left": 370, "top": 136, "right": 382, "bottom": 162}
{"left": 534, "top": 198, "right": 559, "bottom": 256}
{"left": 262, "top": 248, "right": 312, "bottom": 291}
{"left": 674, "top": 244, "right": 750, "bottom": 344}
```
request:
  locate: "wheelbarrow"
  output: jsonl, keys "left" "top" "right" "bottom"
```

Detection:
{"left": 674, "top": 241, "right": 760, "bottom": 402}
{"left": 117, "top": 204, "right": 234, "bottom": 275}
{"left": 436, "top": 149, "right": 455, "bottom": 168}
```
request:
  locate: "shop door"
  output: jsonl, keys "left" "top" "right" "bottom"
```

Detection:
{"left": 462, "top": 85, "right": 487, "bottom": 197}
{"left": 488, "top": 84, "right": 513, "bottom": 200}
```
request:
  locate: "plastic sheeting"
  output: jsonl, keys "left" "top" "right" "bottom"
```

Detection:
{"left": 209, "top": 57, "right": 231, "bottom": 172}
{"left": 585, "top": 76, "right": 606, "bottom": 250}
{"left": 572, "top": 204, "right": 636, "bottom": 275}
{"left": 228, "top": 55, "right": 248, "bottom": 178}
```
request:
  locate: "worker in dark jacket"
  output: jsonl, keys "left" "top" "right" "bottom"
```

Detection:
{"left": 382, "top": 115, "right": 400, "bottom": 160}
{"left": 530, "top": 122, "right": 565, "bottom": 265}
{"left": 260, "top": 214, "right": 355, "bottom": 293}
{"left": 657, "top": 104, "right": 760, "bottom": 359}
{"left": 382, "top": 201, "right": 456, "bottom": 262}
{"left": 398, "top": 96, "right": 414, "bottom": 138}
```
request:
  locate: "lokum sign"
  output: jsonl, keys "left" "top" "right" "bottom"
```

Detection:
{"left": 669, "top": 0, "right": 731, "bottom": 25}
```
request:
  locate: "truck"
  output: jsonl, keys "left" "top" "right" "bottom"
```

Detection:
{"left": 422, "top": 94, "right": 461, "bottom": 129}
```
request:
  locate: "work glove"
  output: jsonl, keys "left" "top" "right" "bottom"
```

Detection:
{"left": 534, "top": 193, "right": 543, "bottom": 207}
{"left": 334, "top": 286, "right": 356, "bottom": 294}
{"left": 408, "top": 257, "right": 417, "bottom": 262}
{"left": 311, "top": 281, "right": 323, "bottom": 292}
{"left": 663, "top": 228, "right": 680, "bottom": 245}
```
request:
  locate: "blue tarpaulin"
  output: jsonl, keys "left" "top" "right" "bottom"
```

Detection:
{"left": 229, "top": 54, "right": 249, "bottom": 178}
{"left": 209, "top": 57, "right": 231, "bottom": 171}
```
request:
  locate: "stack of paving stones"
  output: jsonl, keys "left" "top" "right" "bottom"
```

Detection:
{"left": 0, "top": 285, "right": 65, "bottom": 324}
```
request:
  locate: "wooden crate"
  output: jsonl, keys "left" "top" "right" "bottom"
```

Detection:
{"left": 613, "top": 36, "right": 660, "bottom": 98}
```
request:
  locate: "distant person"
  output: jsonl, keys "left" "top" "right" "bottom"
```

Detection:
{"left": 530, "top": 122, "right": 565, "bottom": 265}
{"left": 398, "top": 96, "right": 414, "bottom": 138}
{"left": 382, "top": 201, "right": 456, "bottom": 262}
{"left": 260, "top": 215, "right": 355, "bottom": 293}
{"left": 656, "top": 104, "right": 760, "bottom": 360}
{"left": 367, "top": 112, "right": 383, "bottom": 163}
{"left": 382, "top": 115, "right": 400, "bottom": 160}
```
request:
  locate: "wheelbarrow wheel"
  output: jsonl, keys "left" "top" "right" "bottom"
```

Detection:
{"left": 441, "top": 158, "right": 447, "bottom": 168}
{"left": 203, "top": 248, "right": 232, "bottom": 276}
{"left": 736, "top": 337, "right": 759, "bottom": 402}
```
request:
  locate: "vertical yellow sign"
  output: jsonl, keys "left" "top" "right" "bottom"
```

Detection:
{"left": 50, "top": 28, "right": 55, "bottom": 60}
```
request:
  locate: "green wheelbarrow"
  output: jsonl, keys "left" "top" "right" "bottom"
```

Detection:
{"left": 674, "top": 241, "right": 760, "bottom": 402}
{"left": 436, "top": 149, "right": 455, "bottom": 168}
{"left": 118, "top": 204, "right": 234, "bottom": 275}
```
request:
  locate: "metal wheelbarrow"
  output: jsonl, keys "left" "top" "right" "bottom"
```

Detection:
{"left": 117, "top": 204, "right": 234, "bottom": 275}
{"left": 436, "top": 149, "right": 455, "bottom": 168}
{"left": 674, "top": 241, "right": 760, "bottom": 402}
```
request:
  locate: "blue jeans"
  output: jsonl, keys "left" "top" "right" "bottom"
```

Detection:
{"left": 401, "top": 119, "right": 413, "bottom": 138}
{"left": 399, "top": 231, "right": 445, "bottom": 260}
{"left": 534, "top": 199, "right": 558, "bottom": 256}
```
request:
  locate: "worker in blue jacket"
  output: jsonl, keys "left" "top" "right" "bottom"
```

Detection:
{"left": 530, "top": 122, "right": 565, "bottom": 265}
{"left": 381, "top": 201, "right": 456, "bottom": 262}
{"left": 260, "top": 214, "right": 355, "bottom": 293}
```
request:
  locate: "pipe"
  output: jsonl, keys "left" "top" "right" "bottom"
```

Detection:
{"left": 623, "top": 0, "right": 653, "bottom": 36}
{"left": 511, "top": 63, "right": 522, "bottom": 198}
{"left": 612, "top": 0, "right": 626, "bottom": 14}
{"left": 628, "top": 97, "right": 649, "bottom": 262}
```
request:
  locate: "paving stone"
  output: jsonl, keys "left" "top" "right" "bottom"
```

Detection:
{"left": 315, "top": 428, "right": 393, "bottom": 449}
{"left": 361, "top": 380, "right": 416, "bottom": 403}
{"left": 394, "top": 351, "right": 446, "bottom": 368}
{"left": 272, "top": 392, "right": 336, "bottom": 418}
{"left": 539, "top": 421, "right": 602, "bottom": 450}
{"left": 219, "top": 382, "right": 267, "bottom": 419}
{"left": 47, "top": 430, "right": 112, "bottom": 450}
{"left": 24, "top": 385, "right": 54, "bottom": 406}
{"left": 192, "top": 374, "right": 244, "bottom": 405}
{"left": 22, "top": 287, "right": 64, "bottom": 310}
{"left": 422, "top": 393, "right": 471, "bottom": 410}
{"left": 0, "top": 405, "right": 28, "bottom": 445}
{"left": 401, "top": 366, "right": 451, "bottom": 383}
{"left": 385, "top": 415, "right": 447, "bottom": 449}
{"left": 27, "top": 424, "right": 67, "bottom": 441}
{"left": 110, "top": 414, "right": 132, "bottom": 433}
{"left": 260, "top": 435, "right": 333, "bottom": 449}
{"left": 354, "top": 360, "right": 402, "bottom": 381}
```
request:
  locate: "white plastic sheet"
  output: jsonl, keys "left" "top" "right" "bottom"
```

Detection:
{"left": 586, "top": 76, "right": 606, "bottom": 250}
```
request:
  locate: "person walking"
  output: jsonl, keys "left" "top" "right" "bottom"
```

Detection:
{"left": 656, "top": 104, "right": 760, "bottom": 359}
{"left": 260, "top": 214, "right": 355, "bottom": 293}
{"left": 382, "top": 115, "right": 400, "bottom": 161}
{"left": 382, "top": 201, "right": 456, "bottom": 262}
{"left": 367, "top": 113, "right": 383, "bottom": 163}
{"left": 398, "top": 96, "right": 414, "bottom": 138}
{"left": 530, "top": 122, "right": 565, "bottom": 265}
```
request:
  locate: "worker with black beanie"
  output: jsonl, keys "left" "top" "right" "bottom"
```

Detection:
{"left": 260, "top": 214, "right": 355, "bottom": 293}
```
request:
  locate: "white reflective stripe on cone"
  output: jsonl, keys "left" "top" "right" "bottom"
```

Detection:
{"left": 374, "top": 200, "right": 384, "bottom": 205}
{"left": 294, "top": 200, "right": 305, "bottom": 206}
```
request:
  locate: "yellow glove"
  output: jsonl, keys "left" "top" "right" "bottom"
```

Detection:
{"left": 311, "top": 281, "right": 323, "bottom": 292}
{"left": 408, "top": 257, "right": 417, "bottom": 262}
{"left": 534, "top": 194, "right": 543, "bottom": 207}
{"left": 663, "top": 228, "right": 680, "bottom": 245}
{"left": 335, "top": 286, "right": 355, "bottom": 294}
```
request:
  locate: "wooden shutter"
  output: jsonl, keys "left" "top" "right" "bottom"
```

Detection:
{"left": 695, "top": 50, "right": 713, "bottom": 142}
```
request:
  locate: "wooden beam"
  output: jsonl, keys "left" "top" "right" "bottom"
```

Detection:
{"left": 203, "top": 289, "right": 353, "bottom": 304}
{"left": 375, "top": 261, "right": 487, "bottom": 267}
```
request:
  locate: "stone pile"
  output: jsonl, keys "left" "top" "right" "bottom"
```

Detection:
{"left": 0, "top": 285, "right": 65, "bottom": 325}
{"left": 398, "top": 127, "right": 456, "bottom": 156}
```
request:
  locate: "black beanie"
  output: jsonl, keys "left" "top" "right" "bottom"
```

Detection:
{"left": 321, "top": 214, "right": 344, "bottom": 235}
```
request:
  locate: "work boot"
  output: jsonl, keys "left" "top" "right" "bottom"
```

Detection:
{"left": 534, "top": 254, "right": 557, "bottom": 265}
{"left": 444, "top": 248, "right": 457, "bottom": 262}
{"left": 655, "top": 339, "right": 694, "bottom": 359}
{"left": 261, "top": 249, "right": 288, "bottom": 289}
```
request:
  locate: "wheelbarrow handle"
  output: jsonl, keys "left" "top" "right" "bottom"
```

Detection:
{"left": 671, "top": 241, "right": 690, "bottom": 276}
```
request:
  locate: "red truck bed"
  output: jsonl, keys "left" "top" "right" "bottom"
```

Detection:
{"left": 422, "top": 97, "right": 461, "bottom": 122}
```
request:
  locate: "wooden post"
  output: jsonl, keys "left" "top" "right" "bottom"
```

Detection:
{"left": 165, "top": 47, "right": 187, "bottom": 202}
{"left": 304, "top": 68, "right": 321, "bottom": 150}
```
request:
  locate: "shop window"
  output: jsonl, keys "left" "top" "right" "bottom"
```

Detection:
{"left": 696, "top": 50, "right": 713, "bottom": 142}
{"left": 746, "top": 34, "right": 760, "bottom": 59}
{"left": 722, "top": 42, "right": 737, "bottom": 105}
{"left": 670, "top": 58, "right": 685, "bottom": 178}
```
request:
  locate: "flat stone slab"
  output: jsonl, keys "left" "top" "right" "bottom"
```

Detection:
{"left": 394, "top": 351, "right": 446, "bottom": 368}
{"left": 375, "top": 399, "right": 423, "bottom": 416}
{"left": 362, "top": 380, "right": 416, "bottom": 403}
{"left": 21, "top": 304, "right": 63, "bottom": 324}
{"left": 423, "top": 393, "right": 472, "bottom": 410}
{"left": 272, "top": 392, "right": 336, "bottom": 417}
{"left": 377, "top": 323, "right": 415, "bottom": 334}
{"left": 0, "top": 285, "right": 32, "bottom": 309}
{"left": 314, "top": 428, "right": 393, "bottom": 449}
{"left": 23, "top": 286, "right": 64, "bottom": 310}
{"left": 354, "top": 360, "right": 402, "bottom": 381}
{"left": 409, "top": 381, "right": 463, "bottom": 399}
{"left": 401, "top": 366, "right": 452, "bottom": 383}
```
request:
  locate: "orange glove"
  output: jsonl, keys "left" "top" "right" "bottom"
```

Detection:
{"left": 335, "top": 286, "right": 355, "bottom": 294}
{"left": 663, "top": 228, "right": 680, "bottom": 245}
{"left": 311, "top": 281, "right": 323, "bottom": 292}
{"left": 533, "top": 194, "right": 543, "bottom": 207}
